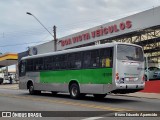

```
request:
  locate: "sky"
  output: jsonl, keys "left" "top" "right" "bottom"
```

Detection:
{"left": 1, "top": 0, "right": 160, "bottom": 54}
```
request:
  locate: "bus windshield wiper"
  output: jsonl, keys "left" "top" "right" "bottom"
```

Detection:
{"left": 126, "top": 56, "right": 134, "bottom": 60}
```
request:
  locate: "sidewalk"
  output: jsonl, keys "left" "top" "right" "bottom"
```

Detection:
{"left": 115, "top": 92, "right": 160, "bottom": 100}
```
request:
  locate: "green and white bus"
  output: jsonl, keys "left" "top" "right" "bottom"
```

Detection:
{"left": 19, "top": 42, "right": 145, "bottom": 99}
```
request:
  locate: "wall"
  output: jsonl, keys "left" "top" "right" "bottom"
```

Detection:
{"left": 29, "top": 40, "right": 54, "bottom": 55}
{"left": 141, "top": 80, "right": 160, "bottom": 93}
{"left": 57, "top": 6, "right": 160, "bottom": 50}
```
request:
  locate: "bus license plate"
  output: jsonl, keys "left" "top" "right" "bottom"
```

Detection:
{"left": 129, "top": 77, "right": 138, "bottom": 81}
{"left": 129, "top": 78, "right": 134, "bottom": 81}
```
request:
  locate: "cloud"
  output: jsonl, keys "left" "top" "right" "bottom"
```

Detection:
{"left": 0, "top": 0, "right": 160, "bottom": 53}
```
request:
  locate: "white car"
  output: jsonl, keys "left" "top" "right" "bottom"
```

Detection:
{"left": 153, "top": 70, "right": 160, "bottom": 80}
{"left": 145, "top": 67, "right": 160, "bottom": 81}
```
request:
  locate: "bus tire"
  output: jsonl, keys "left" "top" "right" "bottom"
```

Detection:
{"left": 93, "top": 94, "right": 106, "bottom": 99}
{"left": 69, "top": 83, "right": 80, "bottom": 99}
{"left": 28, "top": 83, "right": 36, "bottom": 95}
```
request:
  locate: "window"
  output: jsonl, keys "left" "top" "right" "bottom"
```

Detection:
{"left": 90, "top": 50, "right": 99, "bottom": 68}
{"left": 82, "top": 48, "right": 113, "bottom": 69}
{"left": 53, "top": 55, "right": 67, "bottom": 70}
{"left": 26, "top": 59, "right": 33, "bottom": 71}
{"left": 44, "top": 56, "right": 53, "bottom": 70}
{"left": 24, "top": 47, "right": 114, "bottom": 72}
{"left": 100, "top": 47, "right": 113, "bottom": 68}
{"left": 59, "top": 55, "right": 67, "bottom": 70}
{"left": 26, "top": 58, "right": 44, "bottom": 71}
{"left": 83, "top": 51, "right": 91, "bottom": 68}
{"left": 148, "top": 67, "right": 159, "bottom": 71}
{"left": 19, "top": 60, "right": 26, "bottom": 76}
{"left": 34, "top": 58, "right": 44, "bottom": 71}
{"left": 117, "top": 45, "right": 144, "bottom": 62}
{"left": 74, "top": 52, "right": 82, "bottom": 69}
{"left": 67, "top": 52, "right": 82, "bottom": 69}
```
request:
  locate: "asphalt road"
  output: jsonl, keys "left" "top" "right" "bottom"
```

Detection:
{"left": 0, "top": 86, "right": 160, "bottom": 120}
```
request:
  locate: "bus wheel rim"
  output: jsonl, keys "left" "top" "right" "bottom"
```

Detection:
{"left": 72, "top": 87, "right": 77, "bottom": 97}
{"left": 29, "top": 86, "right": 33, "bottom": 92}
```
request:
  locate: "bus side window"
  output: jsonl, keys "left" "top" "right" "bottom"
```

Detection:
{"left": 100, "top": 47, "right": 113, "bottom": 68}
{"left": 44, "top": 56, "right": 53, "bottom": 70}
{"left": 34, "top": 59, "right": 39, "bottom": 71}
{"left": 19, "top": 60, "right": 26, "bottom": 77}
{"left": 27, "top": 59, "right": 35, "bottom": 71}
{"left": 67, "top": 53, "right": 76, "bottom": 69}
{"left": 75, "top": 52, "right": 82, "bottom": 69}
{"left": 54, "top": 55, "right": 60, "bottom": 70}
{"left": 83, "top": 51, "right": 91, "bottom": 68}
{"left": 59, "top": 54, "right": 67, "bottom": 70}
{"left": 91, "top": 50, "right": 99, "bottom": 68}
{"left": 30, "top": 58, "right": 44, "bottom": 71}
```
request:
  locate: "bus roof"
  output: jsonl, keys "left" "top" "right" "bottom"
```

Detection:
{"left": 21, "top": 42, "right": 142, "bottom": 60}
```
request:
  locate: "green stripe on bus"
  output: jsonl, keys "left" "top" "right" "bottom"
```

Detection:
{"left": 40, "top": 68, "right": 112, "bottom": 84}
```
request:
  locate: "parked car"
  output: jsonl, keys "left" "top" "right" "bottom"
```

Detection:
{"left": 144, "top": 67, "right": 160, "bottom": 81}
{"left": 153, "top": 70, "right": 160, "bottom": 80}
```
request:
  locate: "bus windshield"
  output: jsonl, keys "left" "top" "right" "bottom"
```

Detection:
{"left": 117, "top": 44, "right": 144, "bottom": 61}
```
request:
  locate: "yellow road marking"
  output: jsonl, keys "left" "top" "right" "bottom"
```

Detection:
{"left": 0, "top": 93, "right": 133, "bottom": 111}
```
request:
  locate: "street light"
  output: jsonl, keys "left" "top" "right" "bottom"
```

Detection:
{"left": 26, "top": 12, "right": 57, "bottom": 51}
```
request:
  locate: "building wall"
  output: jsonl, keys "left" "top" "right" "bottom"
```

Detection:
{"left": 29, "top": 40, "right": 55, "bottom": 55}
{"left": 57, "top": 6, "right": 160, "bottom": 50}
{"left": 29, "top": 6, "right": 160, "bottom": 55}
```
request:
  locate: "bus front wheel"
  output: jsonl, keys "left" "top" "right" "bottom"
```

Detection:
{"left": 29, "top": 83, "right": 35, "bottom": 95}
{"left": 69, "top": 83, "right": 80, "bottom": 99}
{"left": 28, "top": 83, "right": 41, "bottom": 95}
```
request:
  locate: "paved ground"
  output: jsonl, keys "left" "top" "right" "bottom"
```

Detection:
{"left": 0, "top": 84, "right": 160, "bottom": 120}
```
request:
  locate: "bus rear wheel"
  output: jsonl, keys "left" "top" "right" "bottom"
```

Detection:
{"left": 93, "top": 94, "right": 106, "bottom": 99}
{"left": 69, "top": 83, "right": 80, "bottom": 99}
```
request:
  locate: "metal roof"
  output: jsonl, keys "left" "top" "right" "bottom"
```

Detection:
{"left": 0, "top": 53, "right": 18, "bottom": 67}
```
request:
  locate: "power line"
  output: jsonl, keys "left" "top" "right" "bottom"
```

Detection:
{"left": 0, "top": 25, "right": 156, "bottom": 48}
{"left": 1, "top": 5, "right": 159, "bottom": 48}
{"left": 0, "top": 7, "right": 141, "bottom": 38}
{"left": 0, "top": 40, "right": 51, "bottom": 47}
{"left": 5, "top": 5, "right": 158, "bottom": 34}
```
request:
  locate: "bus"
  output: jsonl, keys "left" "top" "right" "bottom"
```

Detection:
{"left": 19, "top": 42, "right": 145, "bottom": 99}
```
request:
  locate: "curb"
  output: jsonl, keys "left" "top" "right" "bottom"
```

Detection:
{"left": 112, "top": 93, "right": 160, "bottom": 100}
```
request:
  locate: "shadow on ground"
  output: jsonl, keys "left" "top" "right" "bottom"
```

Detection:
{"left": 22, "top": 91, "right": 140, "bottom": 104}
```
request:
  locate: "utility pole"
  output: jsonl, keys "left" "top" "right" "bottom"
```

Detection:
{"left": 53, "top": 26, "right": 57, "bottom": 51}
{"left": 26, "top": 12, "right": 57, "bottom": 51}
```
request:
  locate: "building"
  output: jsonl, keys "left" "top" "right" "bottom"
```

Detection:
{"left": 28, "top": 6, "right": 160, "bottom": 64}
